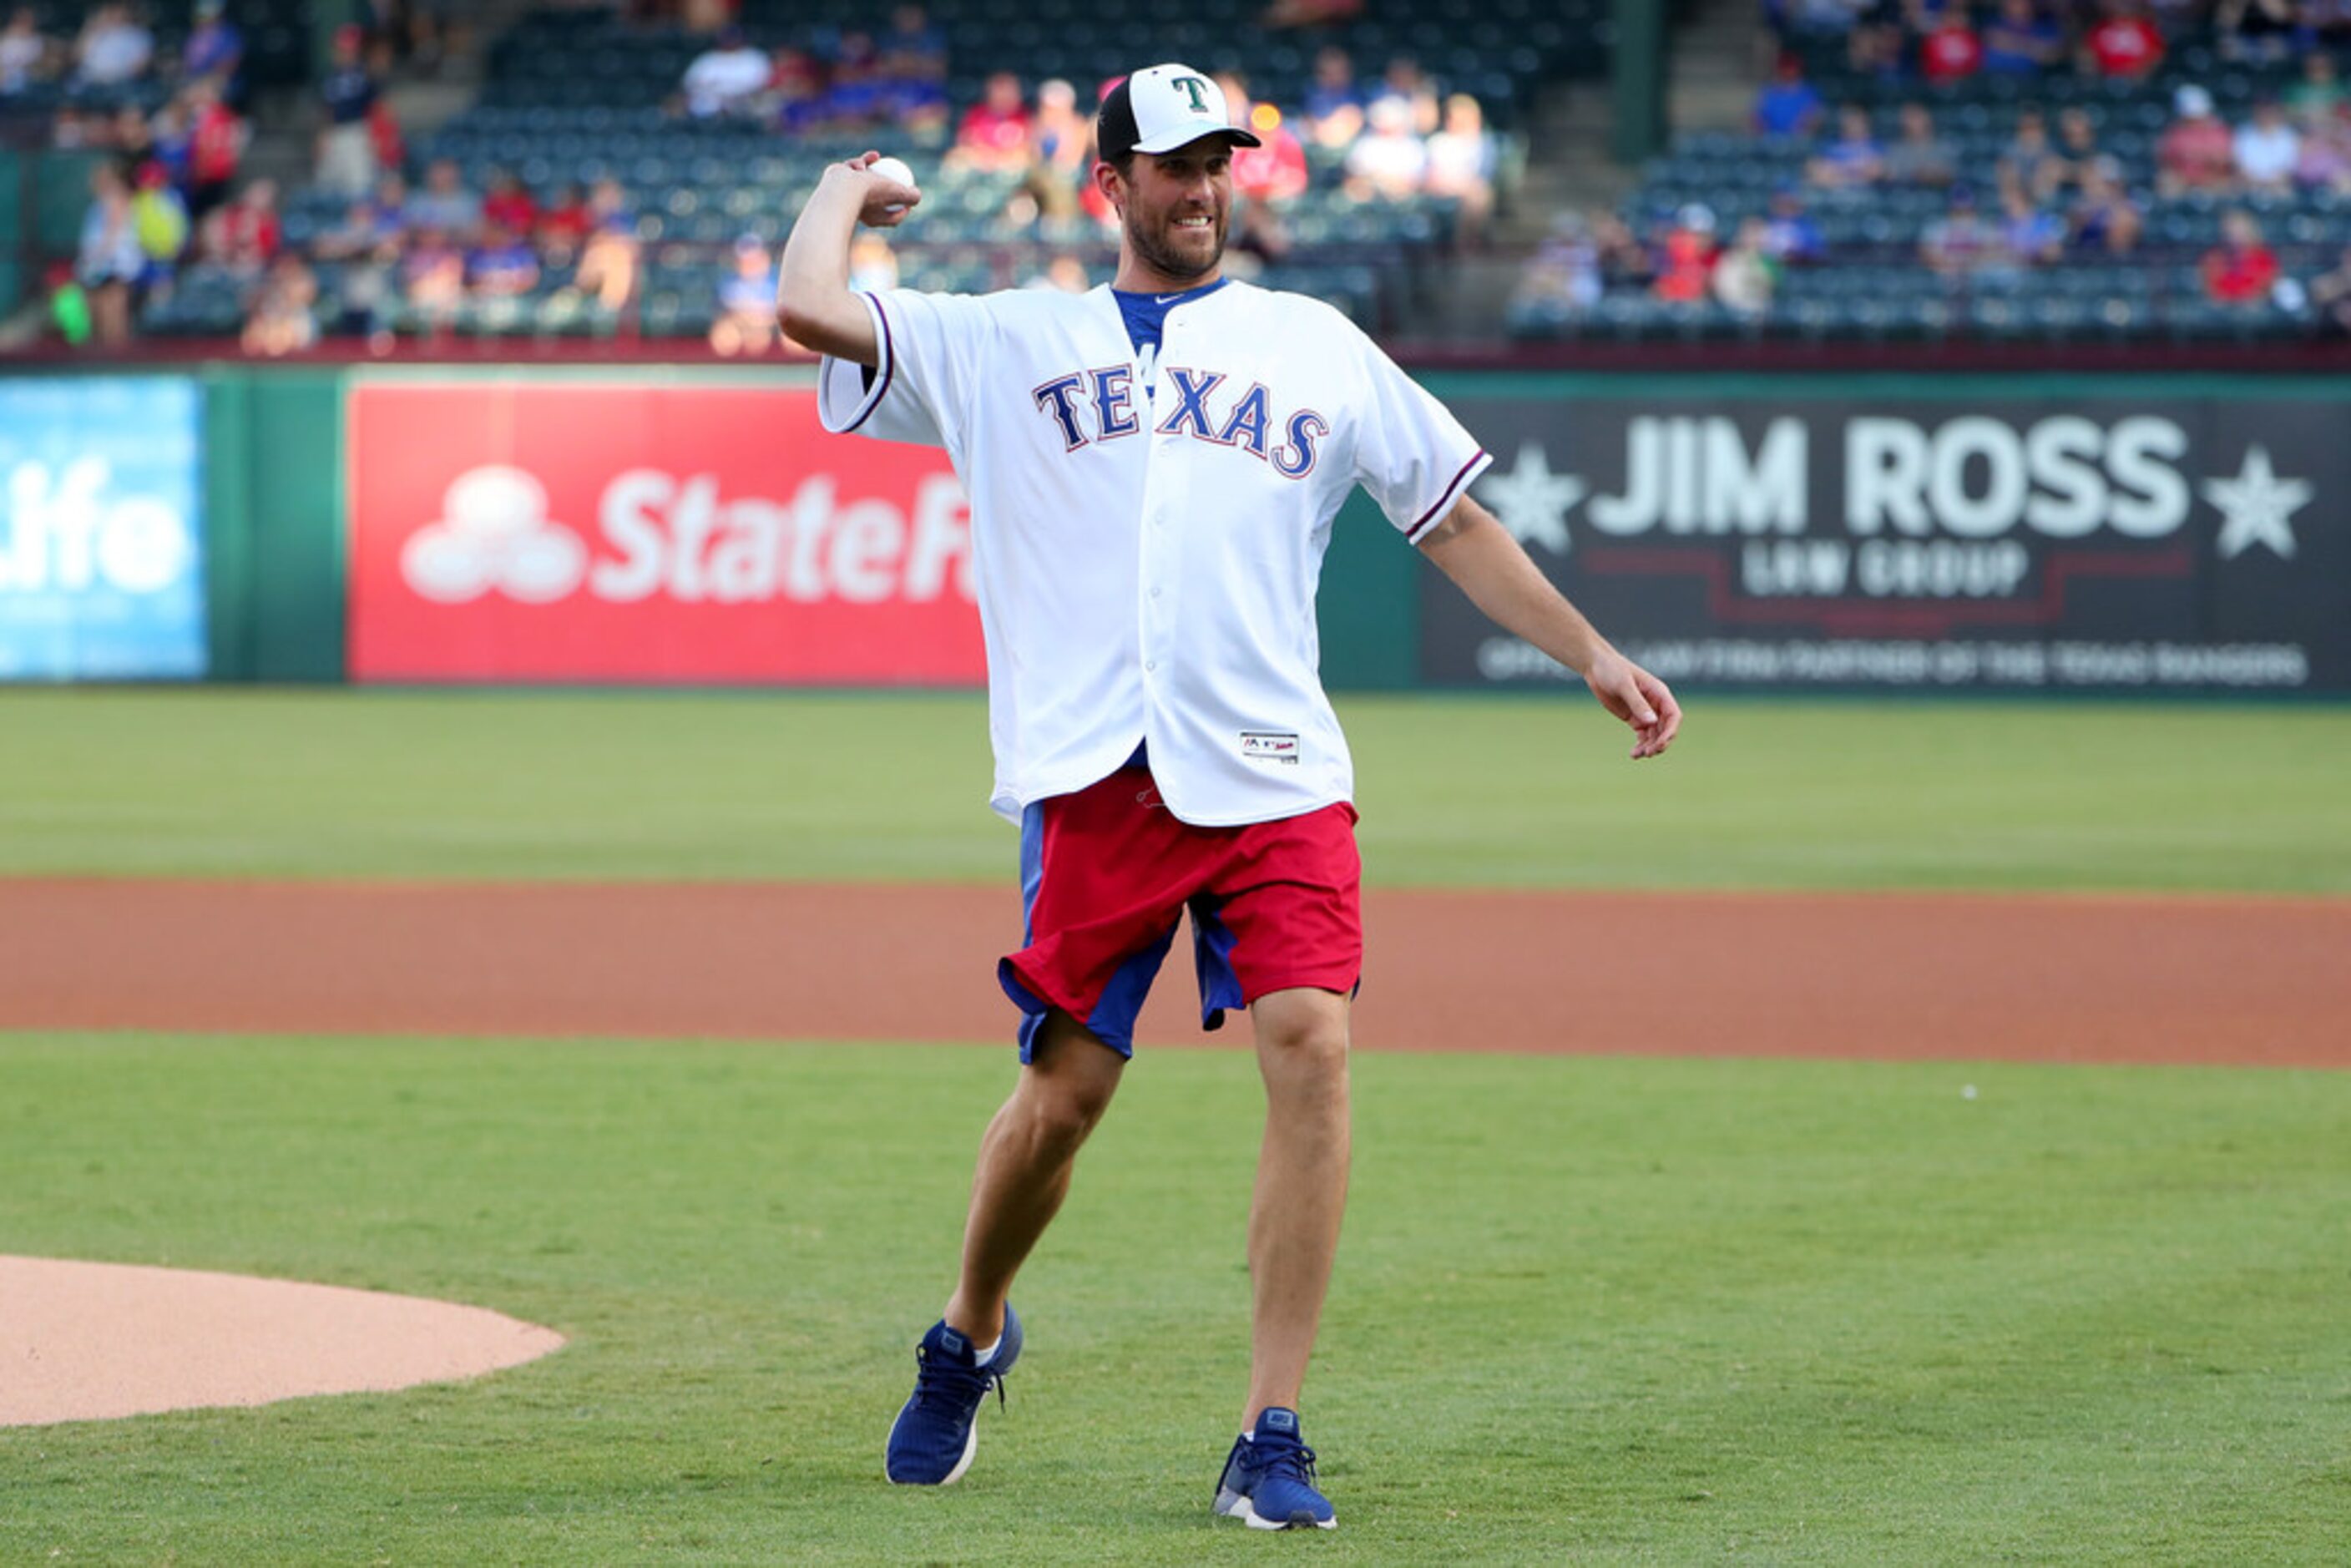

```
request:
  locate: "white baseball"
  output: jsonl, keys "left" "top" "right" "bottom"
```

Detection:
{"left": 868, "top": 156, "right": 918, "bottom": 210}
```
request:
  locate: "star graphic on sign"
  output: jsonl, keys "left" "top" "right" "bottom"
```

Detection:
{"left": 2202, "top": 444, "right": 2312, "bottom": 561}
{"left": 1474, "top": 443, "right": 1586, "bottom": 554}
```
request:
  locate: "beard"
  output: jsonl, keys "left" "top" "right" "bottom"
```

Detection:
{"left": 1125, "top": 202, "right": 1226, "bottom": 281}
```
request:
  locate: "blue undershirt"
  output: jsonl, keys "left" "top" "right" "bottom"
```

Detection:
{"left": 1110, "top": 276, "right": 1228, "bottom": 392}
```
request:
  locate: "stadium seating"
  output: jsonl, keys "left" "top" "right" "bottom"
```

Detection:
{"left": 1515, "top": 36, "right": 2351, "bottom": 343}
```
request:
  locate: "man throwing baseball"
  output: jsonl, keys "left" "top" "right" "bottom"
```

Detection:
{"left": 781, "top": 63, "right": 1680, "bottom": 1531}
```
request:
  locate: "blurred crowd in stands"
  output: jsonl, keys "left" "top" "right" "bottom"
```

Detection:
{"left": 1516, "top": 0, "right": 2351, "bottom": 334}
{"left": 13, "top": 2, "right": 1499, "bottom": 353}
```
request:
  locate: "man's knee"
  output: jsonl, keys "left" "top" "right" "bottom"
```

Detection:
{"left": 1018, "top": 1014, "right": 1124, "bottom": 1146}
{"left": 1260, "top": 992, "right": 1354, "bottom": 1067}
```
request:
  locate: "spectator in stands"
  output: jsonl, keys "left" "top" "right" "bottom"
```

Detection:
{"left": 1515, "top": 212, "right": 1601, "bottom": 316}
{"left": 1761, "top": 184, "right": 1827, "bottom": 263}
{"left": 1807, "top": 105, "right": 1885, "bottom": 189}
{"left": 77, "top": 160, "right": 143, "bottom": 346}
{"left": 2217, "top": 0, "right": 2298, "bottom": 63}
{"left": 1920, "top": 185, "right": 2003, "bottom": 279}
{"left": 1653, "top": 205, "right": 1718, "bottom": 305}
{"left": 2234, "top": 99, "right": 2301, "bottom": 195}
{"left": 240, "top": 254, "right": 316, "bottom": 357}
{"left": 468, "top": 222, "right": 538, "bottom": 299}
{"left": 948, "top": 72, "right": 1032, "bottom": 174}
{"left": 819, "top": 31, "right": 897, "bottom": 129}
{"left": 1424, "top": 93, "right": 1499, "bottom": 246}
{"left": 768, "top": 46, "right": 828, "bottom": 134}
{"left": 2288, "top": 52, "right": 2345, "bottom": 118}
{"left": 0, "top": 6, "right": 49, "bottom": 95}
{"left": 183, "top": 0, "right": 243, "bottom": 104}
{"left": 535, "top": 181, "right": 594, "bottom": 265}
{"left": 402, "top": 225, "right": 465, "bottom": 335}
{"left": 1886, "top": 102, "right": 1958, "bottom": 186}
{"left": 2202, "top": 209, "right": 2280, "bottom": 305}
{"left": 183, "top": 77, "right": 245, "bottom": 221}
{"left": 130, "top": 160, "right": 190, "bottom": 284}
{"left": 481, "top": 168, "right": 536, "bottom": 238}
{"left": 2082, "top": 0, "right": 2164, "bottom": 79}
{"left": 710, "top": 235, "right": 777, "bottom": 357}
{"left": 2050, "top": 105, "right": 2104, "bottom": 190}
{"left": 1373, "top": 57, "right": 1442, "bottom": 137}
{"left": 205, "top": 177, "right": 278, "bottom": 281}
{"left": 2306, "top": 242, "right": 2351, "bottom": 331}
{"left": 879, "top": 4, "right": 946, "bottom": 84}
{"left": 1026, "top": 78, "right": 1094, "bottom": 219}
{"left": 111, "top": 103, "right": 155, "bottom": 163}
{"left": 1919, "top": 3, "right": 1984, "bottom": 83}
{"left": 73, "top": 4, "right": 152, "bottom": 88}
{"left": 572, "top": 179, "right": 640, "bottom": 312}
{"left": 2069, "top": 155, "right": 2144, "bottom": 253}
{"left": 1344, "top": 96, "right": 1428, "bottom": 202}
{"left": 848, "top": 232, "right": 898, "bottom": 295}
{"left": 1218, "top": 73, "right": 1311, "bottom": 205}
{"left": 1998, "top": 187, "right": 2064, "bottom": 268}
{"left": 2295, "top": 102, "right": 2351, "bottom": 193}
{"left": 1593, "top": 210, "right": 1656, "bottom": 291}
{"left": 1845, "top": 1, "right": 1907, "bottom": 78}
{"left": 1997, "top": 109, "right": 2065, "bottom": 202}
{"left": 1981, "top": 0, "right": 2063, "bottom": 74}
{"left": 316, "top": 25, "right": 378, "bottom": 200}
{"left": 312, "top": 189, "right": 400, "bottom": 262}
{"left": 149, "top": 94, "right": 194, "bottom": 188}
{"left": 1754, "top": 53, "right": 1826, "bottom": 139}
{"left": 2161, "top": 86, "right": 2237, "bottom": 195}
{"left": 407, "top": 159, "right": 482, "bottom": 242}
{"left": 683, "top": 25, "right": 770, "bottom": 119}
{"left": 1711, "top": 218, "right": 1780, "bottom": 316}
{"left": 1302, "top": 47, "right": 1365, "bottom": 150}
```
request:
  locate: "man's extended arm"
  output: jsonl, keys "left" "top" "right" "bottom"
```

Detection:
{"left": 776, "top": 152, "right": 920, "bottom": 365}
{"left": 1418, "top": 494, "right": 1682, "bottom": 759}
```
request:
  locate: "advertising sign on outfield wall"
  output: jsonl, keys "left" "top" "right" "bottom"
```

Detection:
{"left": 0, "top": 378, "right": 206, "bottom": 681}
{"left": 347, "top": 381, "right": 981, "bottom": 683}
{"left": 1427, "top": 388, "right": 2348, "bottom": 691}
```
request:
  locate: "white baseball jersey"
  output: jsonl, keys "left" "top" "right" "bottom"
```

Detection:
{"left": 817, "top": 279, "right": 1489, "bottom": 827}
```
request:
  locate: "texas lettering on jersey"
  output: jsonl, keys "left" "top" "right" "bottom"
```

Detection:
{"left": 1029, "top": 365, "right": 1327, "bottom": 478}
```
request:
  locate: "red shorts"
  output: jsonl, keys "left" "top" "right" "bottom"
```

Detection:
{"left": 997, "top": 761, "right": 1363, "bottom": 1060}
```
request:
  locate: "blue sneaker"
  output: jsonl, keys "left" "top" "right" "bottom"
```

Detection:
{"left": 884, "top": 1306, "right": 1022, "bottom": 1485}
{"left": 1213, "top": 1407, "right": 1337, "bottom": 1530}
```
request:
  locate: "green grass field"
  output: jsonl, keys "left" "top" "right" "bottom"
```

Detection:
{"left": 5, "top": 1036, "right": 2348, "bottom": 1565}
{"left": 2, "top": 690, "right": 2347, "bottom": 891}
{"left": 4, "top": 692, "right": 2349, "bottom": 1563}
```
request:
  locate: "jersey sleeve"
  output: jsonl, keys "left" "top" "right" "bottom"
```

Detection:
{"left": 1348, "top": 331, "right": 1492, "bottom": 545}
{"left": 815, "top": 288, "right": 991, "bottom": 450}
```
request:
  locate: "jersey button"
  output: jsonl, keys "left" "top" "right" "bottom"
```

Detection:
{"left": 1150, "top": 585, "right": 1162, "bottom": 598}
{"left": 1145, "top": 660, "right": 1156, "bottom": 672}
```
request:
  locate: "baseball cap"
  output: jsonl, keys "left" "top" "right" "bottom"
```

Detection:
{"left": 1096, "top": 63, "right": 1261, "bottom": 162}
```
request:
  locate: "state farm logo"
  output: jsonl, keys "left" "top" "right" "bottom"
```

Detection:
{"left": 402, "top": 466, "right": 588, "bottom": 604}
{"left": 396, "top": 463, "right": 973, "bottom": 606}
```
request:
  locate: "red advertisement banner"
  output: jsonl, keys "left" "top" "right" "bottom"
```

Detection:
{"left": 346, "top": 381, "right": 981, "bottom": 683}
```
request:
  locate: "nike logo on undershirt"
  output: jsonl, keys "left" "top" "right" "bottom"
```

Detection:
{"left": 1154, "top": 294, "right": 1186, "bottom": 303}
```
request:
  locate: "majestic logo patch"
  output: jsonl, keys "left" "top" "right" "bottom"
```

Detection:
{"left": 1240, "top": 731, "right": 1300, "bottom": 764}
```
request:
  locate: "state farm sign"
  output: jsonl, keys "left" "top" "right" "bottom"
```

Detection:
{"left": 347, "top": 382, "right": 981, "bottom": 683}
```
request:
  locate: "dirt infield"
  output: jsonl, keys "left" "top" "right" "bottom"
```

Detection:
{"left": 6, "top": 878, "right": 2346, "bottom": 1068}
{"left": 0, "top": 1256, "right": 563, "bottom": 1429}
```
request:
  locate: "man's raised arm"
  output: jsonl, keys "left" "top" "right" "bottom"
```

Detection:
{"left": 776, "top": 152, "right": 919, "bottom": 366}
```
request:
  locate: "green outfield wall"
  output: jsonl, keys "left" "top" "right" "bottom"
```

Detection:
{"left": 2, "top": 366, "right": 2343, "bottom": 691}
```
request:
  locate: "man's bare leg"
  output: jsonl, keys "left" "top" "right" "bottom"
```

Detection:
{"left": 1241, "top": 987, "right": 1352, "bottom": 1425}
{"left": 942, "top": 1009, "right": 1126, "bottom": 1344}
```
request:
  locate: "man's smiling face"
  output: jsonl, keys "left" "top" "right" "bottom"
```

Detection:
{"left": 1111, "top": 141, "right": 1234, "bottom": 285}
